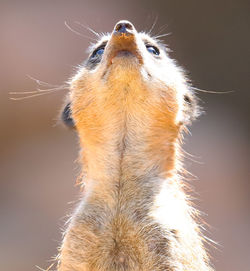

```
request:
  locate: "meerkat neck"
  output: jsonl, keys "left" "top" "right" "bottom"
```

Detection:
{"left": 79, "top": 116, "right": 180, "bottom": 205}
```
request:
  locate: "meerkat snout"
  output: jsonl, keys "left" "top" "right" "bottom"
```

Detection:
{"left": 114, "top": 20, "right": 135, "bottom": 35}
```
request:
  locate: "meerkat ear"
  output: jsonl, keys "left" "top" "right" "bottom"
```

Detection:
{"left": 181, "top": 92, "right": 201, "bottom": 125}
{"left": 61, "top": 102, "right": 75, "bottom": 129}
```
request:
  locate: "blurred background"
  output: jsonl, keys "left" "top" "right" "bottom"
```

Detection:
{"left": 1, "top": 0, "right": 249, "bottom": 270}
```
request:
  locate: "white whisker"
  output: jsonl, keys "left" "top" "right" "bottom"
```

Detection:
{"left": 155, "top": 33, "right": 171, "bottom": 39}
{"left": 36, "top": 86, "right": 68, "bottom": 92}
{"left": 64, "top": 21, "right": 96, "bottom": 41}
{"left": 26, "top": 75, "right": 62, "bottom": 88}
{"left": 10, "top": 86, "right": 68, "bottom": 95}
{"left": 10, "top": 89, "right": 63, "bottom": 100}
{"left": 10, "top": 90, "right": 50, "bottom": 95}
{"left": 74, "top": 21, "right": 100, "bottom": 38}
{"left": 148, "top": 16, "right": 158, "bottom": 35}
{"left": 192, "top": 87, "right": 234, "bottom": 94}
{"left": 10, "top": 79, "right": 68, "bottom": 100}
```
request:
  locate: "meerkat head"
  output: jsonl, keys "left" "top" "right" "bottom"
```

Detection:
{"left": 62, "top": 20, "right": 199, "bottom": 136}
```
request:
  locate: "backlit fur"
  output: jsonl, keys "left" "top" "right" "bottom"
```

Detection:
{"left": 58, "top": 20, "right": 213, "bottom": 271}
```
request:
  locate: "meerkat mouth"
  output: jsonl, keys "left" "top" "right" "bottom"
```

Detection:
{"left": 108, "top": 45, "right": 143, "bottom": 66}
{"left": 111, "top": 49, "right": 143, "bottom": 66}
{"left": 111, "top": 50, "right": 137, "bottom": 63}
{"left": 114, "top": 50, "right": 134, "bottom": 58}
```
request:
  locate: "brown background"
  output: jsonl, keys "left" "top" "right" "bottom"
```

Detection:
{"left": 1, "top": 0, "right": 249, "bottom": 270}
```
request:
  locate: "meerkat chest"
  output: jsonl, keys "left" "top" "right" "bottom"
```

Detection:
{"left": 66, "top": 192, "right": 174, "bottom": 271}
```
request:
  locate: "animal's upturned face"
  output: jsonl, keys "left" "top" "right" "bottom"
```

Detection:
{"left": 62, "top": 20, "right": 198, "bottom": 138}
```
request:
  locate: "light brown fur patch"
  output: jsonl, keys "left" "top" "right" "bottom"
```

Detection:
{"left": 58, "top": 20, "right": 213, "bottom": 271}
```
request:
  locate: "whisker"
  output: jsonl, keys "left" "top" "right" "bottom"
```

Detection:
{"left": 10, "top": 84, "right": 68, "bottom": 100}
{"left": 192, "top": 87, "right": 234, "bottom": 94}
{"left": 10, "top": 90, "right": 62, "bottom": 100}
{"left": 35, "top": 265, "right": 47, "bottom": 271}
{"left": 10, "top": 85, "right": 68, "bottom": 95}
{"left": 74, "top": 21, "right": 100, "bottom": 38}
{"left": 154, "top": 23, "right": 169, "bottom": 37}
{"left": 155, "top": 32, "right": 172, "bottom": 39}
{"left": 64, "top": 21, "right": 96, "bottom": 41}
{"left": 10, "top": 90, "right": 50, "bottom": 95}
{"left": 26, "top": 75, "right": 62, "bottom": 88}
{"left": 148, "top": 15, "right": 158, "bottom": 35}
{"left": 36, "top": 261, "right": 55, "bottom": 271}
{"left": 36, "top": 86, "right": 68, "bottom": 92}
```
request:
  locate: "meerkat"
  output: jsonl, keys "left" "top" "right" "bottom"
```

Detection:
{"left": 58, "top": 20, "right": 213, "bottom": 271}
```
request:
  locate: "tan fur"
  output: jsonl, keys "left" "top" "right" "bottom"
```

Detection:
{"left": 57, "top": 21, "right": 213, "bottom": 271}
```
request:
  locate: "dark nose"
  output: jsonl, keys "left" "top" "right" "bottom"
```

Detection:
{"left": 114, "top": 20, "right": 135, "bottom": 35}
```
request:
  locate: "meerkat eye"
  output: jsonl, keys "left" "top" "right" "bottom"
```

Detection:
{"left": 146, "top": 45, "right": 160, "bottom": 55}
{"left": 91, "top": 46, "right": 105, "bottom": 58}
